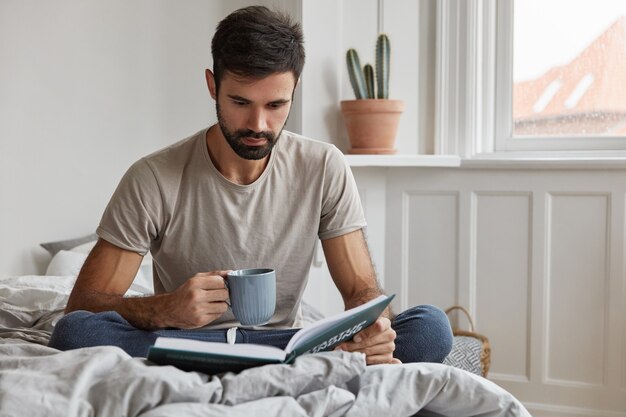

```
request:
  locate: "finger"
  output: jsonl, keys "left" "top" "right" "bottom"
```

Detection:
{"left": 344, "top": 339, "right": 395, "bottom": 355}
{"left": 195, "top": 270, "right": 232, "bottom": 277}
{"left": 204, "top": 288, "right": 229, "bottom": 302}
{"left": 199, "top": 301, "right": 229, "bottom": 315}
{"left": 334, "top": 343, "right": 346, "bottom": 351}
{"left": 356, "top": 326, "right": 396, "bottom": 347}
{"left": 208, "top": 270, "right": 232, "bottom": 277}
{"left": 187, "top": 288, "right": 229, "bottom": 304}
{"left": 356, "top": 341, "right": 396, "bottom": 357}
{"left": 203, "top": 304, "right": 230, "bottom": 322}
{"left": 190, "top": 275, "right": 231, "bottom": 290}
{"left": 352, "top": 318, "right": 391, "bottom": 343}
{"left": 334, "top": 341, "right": 396, "bottom": 360}
{"left": 391, "top": 358, "right": 402, "bottom": 364}
{"left": 365, "top": 354, "right": 396, "bottom": 365}
{"left": 182, "top": 308, "right": 229, "bottom": 329}
{"left": 343, "top": 328, "right": 396, "bottom": 351}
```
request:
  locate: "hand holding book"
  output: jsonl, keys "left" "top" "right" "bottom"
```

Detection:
{"left": 148, "top": 294, "right": 395, "bottom": 374}
{"left": 334, "top": 315, "right": 401, "bottom": 365}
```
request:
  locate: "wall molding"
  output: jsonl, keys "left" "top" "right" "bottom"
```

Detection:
{"left": 544, "top": 192, "right": 611, "bottom": 387}
{"left": 525, "top": 402, "right": 626, "bottom": 417}
{"left": 491, "top": 373, "right": 530, "bottom": 384}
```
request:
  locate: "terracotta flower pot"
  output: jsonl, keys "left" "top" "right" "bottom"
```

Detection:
{"left": 340, "top": 99, "right": 405, "bottom": 154}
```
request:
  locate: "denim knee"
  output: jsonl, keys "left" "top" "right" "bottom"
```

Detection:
{"left": 391, "top": 304, "right": 453, "bottom": 364}
{"left": 48, "top": 310, "right": 156, "bottom": 357}
{"left": 49, "top": 310, "right": 118, "bottom": 351}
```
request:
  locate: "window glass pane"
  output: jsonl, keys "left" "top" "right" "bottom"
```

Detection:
{"left": 513, "top": 0, "right": 626, "bottom": 137}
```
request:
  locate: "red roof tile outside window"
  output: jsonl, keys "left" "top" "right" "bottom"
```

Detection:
{"left": 513, "top": 1, "right": 626, "bottom": 137}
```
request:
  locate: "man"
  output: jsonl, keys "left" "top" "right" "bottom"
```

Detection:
{"left": 49, "top": 6, "right": 452, "bottom": 365}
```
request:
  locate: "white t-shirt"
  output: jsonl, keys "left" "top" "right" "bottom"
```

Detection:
{"left": 97, "top": 127, "right": 366, "bottom": 328}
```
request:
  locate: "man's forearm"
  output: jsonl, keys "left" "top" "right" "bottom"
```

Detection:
{"left": 323, "top": 229, "right": 395, "bottom": 319}
{"left": 339, "top": 238, "right": 393, "bottom": 319}
{"left": 344, "top": 286, "right": 382, "bottom": 310}
{"left": 344, "top": 286, "right": 394, "bottom": 320}
{"left": 65, "top": 290, "right": 171, "bottom": 330}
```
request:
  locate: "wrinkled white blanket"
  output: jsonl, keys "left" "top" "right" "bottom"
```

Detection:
{"left": 0, "top": 275, "right": 531, "bottom": 417}
{"left": 0, "top": 338, "right": 529, "bottom": 417}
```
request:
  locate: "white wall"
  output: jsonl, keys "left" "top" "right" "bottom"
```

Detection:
{"left": 0, "top": 0, "right": 219, "bottom": 274}
{"left": 0, "top": 0, "right": 306, "bottom": 276}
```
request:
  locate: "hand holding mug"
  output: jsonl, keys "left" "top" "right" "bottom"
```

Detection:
{"left": 163, "top": 271, "right": 230, "bottom": 329}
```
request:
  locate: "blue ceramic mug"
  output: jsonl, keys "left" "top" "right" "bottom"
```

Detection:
{"left": 226, "top": 268, "right": 276, "bottom": 326}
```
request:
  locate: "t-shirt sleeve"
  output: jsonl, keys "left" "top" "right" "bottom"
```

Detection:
{"left": 96, "top": 159, "right": 162, "bottom": 255}
{"left": 318, "top": 146, "right": 367, "bottom": 240}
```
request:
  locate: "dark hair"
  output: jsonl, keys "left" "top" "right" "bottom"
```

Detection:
{"left": 211, "top": 6, "right": 305, "bottom": 91}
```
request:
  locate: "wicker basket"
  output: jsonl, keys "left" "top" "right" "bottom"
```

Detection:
{"left": 444, "top": 306, "right": 491, "bottom": 377}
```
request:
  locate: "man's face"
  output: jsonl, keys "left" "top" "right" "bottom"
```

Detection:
{"left": 213, "top": 71, "right": 296, "bottom": 160}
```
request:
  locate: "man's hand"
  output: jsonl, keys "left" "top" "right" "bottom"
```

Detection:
{"left": 160, "top": 271, "right": 230, "bottom": 329}
{"left": 65, "top": 240, "right": 232, "bottom": 330}
{"left": 335, "top": 317, "right": 401, "bottom": 365}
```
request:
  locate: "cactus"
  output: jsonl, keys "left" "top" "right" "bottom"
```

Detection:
{"left": 375, "top": 33, "right": 390, "bottom": 99}
{"left": 346, "top": 49, "right": 367, "bottom": 99}
{"left": 346, "top": 33, "right": 391, "bottom": 100}
{"left": 363, "top": 64, "right": 375, "bottom": 99}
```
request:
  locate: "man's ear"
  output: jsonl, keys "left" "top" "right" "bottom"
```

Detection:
{"left": 205, "top": 69, "right": 217, "bottom": 100}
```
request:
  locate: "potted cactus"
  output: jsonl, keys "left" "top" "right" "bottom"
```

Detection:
{"left": 341, "top": 33, "right": 405, "bottom": 154}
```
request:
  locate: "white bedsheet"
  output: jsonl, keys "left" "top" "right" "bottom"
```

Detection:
{"left": 0, "top": 338, "right": 529, "bottom": 417}
{"left": 0, "top": 275, "right": 531, "bottom": 417}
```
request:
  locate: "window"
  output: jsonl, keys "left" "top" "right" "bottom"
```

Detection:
{"left": 436, "top": 0, "right": 626, "bottom": 157}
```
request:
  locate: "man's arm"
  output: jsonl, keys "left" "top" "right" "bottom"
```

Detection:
{"left": 65, "top": 238, "right": 229, "bottom": 330}
{"left": 321, "top": 229, "right": 400, "bottom": 364}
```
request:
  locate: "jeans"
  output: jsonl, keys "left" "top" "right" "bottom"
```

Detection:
{"left": 48, "top": 304, "right": 453, "bottom": 364}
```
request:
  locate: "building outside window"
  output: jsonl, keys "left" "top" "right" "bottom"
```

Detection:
{"left": 513, "top": 1, "right": 626, "bottom": 138}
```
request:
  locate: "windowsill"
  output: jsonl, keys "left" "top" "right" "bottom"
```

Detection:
{"left": 345, "top": 154, "right": 461, "bottom": 167}
{"left": 461, "top": 152, "right": 626, "bottom": 169}
{"left": 345, "top": 152, "right": 626, "bottom": 169}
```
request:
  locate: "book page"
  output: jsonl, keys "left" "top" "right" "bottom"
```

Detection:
{"left": 154, "top": 337, "right": 287, "bottom": 361}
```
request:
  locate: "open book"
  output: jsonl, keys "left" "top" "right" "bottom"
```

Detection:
{"left": 147, "top": 294, "right": 395, "bottom": 374}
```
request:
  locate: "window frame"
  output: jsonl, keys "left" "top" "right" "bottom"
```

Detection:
{"left": 435, "top": 0, "right": 626, "bottom": 159}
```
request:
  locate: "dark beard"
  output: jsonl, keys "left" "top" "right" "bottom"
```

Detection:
{"left": 216, "top": 103, "right": 283, "bottom": 160}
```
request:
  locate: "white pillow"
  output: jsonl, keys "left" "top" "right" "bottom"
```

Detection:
{"left": 45, "top": 248, "right": 154, "bottom": 295}
{"left": 128, "top": 269, "right": 153, "bottom": 295}
{"left": 45, "top": 250, "right": 88, "bottom": 277}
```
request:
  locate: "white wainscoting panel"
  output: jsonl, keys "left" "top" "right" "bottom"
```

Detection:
{"left": 359, "top": 167, "right": 626, "bottom": 417}
{"left": 546, "top": 193, "right": 610, "bottom": 387}
{"left": 474, "top": 192, "right": 532, "bottom": 381}
{"left": 402, "top": 191, "right": 459, "bottom": 310}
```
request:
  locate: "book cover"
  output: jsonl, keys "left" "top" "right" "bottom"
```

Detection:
{"left": 148, "top": 294, "right": 395, "bottom": 374}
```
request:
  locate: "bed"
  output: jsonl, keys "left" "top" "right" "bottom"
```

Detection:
{"left": 0, "top": 238, "right": 531, "bottom": 417}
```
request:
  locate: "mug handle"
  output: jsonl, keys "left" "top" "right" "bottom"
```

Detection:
{"left": 222, "top": 277, "right": 231, "bottom": 308}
